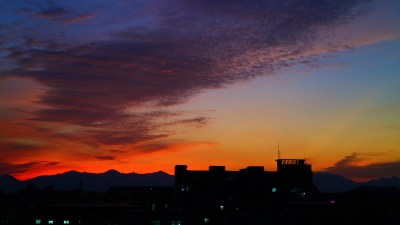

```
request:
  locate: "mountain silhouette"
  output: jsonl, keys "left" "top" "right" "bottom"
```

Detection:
{"left": 314, "top": 172, "right": 400, "bottom": 193}
{"left": 0, "top": 170, "right": 174, "bottom": 193}
{"left": 363, "top": 176, "right": 400, "bottom": 187}
{"left": 2, "top": 171, "right": 399, "bottom": 193}
{"left": 0, "top": 175, "right": 23, "bottom": 193}
{"left": 313, "top": 172, "right": 358, "bottom": 193}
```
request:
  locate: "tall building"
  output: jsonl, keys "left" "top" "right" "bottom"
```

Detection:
{"left": 174, "top": 159, "right": 314, "bottom": 224}
{"left": 175, "top": 158, "right": 314, "bottom": 208}
{"left": 276, "top": 159, "right": 313, "bottom": 194}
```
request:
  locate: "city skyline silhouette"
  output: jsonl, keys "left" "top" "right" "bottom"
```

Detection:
{"left": 1, "top": 159, "right": 399, "bottom": 224}
{"left": 1, "top": 0, "right": 399, "bottom": 198}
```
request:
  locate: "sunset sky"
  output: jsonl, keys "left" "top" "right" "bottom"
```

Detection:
{"left": 1, "top": 0, "right": 399, "bottom": 181}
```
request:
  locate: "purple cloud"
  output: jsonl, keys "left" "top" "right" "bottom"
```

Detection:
{"left": 325, "top": 153, "right": 400, "bottom": 179}
{"left": 0, "top": 138, "right": 50, "bottom": 152}
{"left": 109, "top": 149, "right": 127, "bottom": 154}
{"left": 1, "top": 0, "right": 371, "bottom": 149}
{"left": 61, "top": 13, "right": 96, "bottom": 24}
{"left": 36, "top": 6, "right": 68, "bottom": 19}
{"left": 134, "top": 141, "right": 175, "bottom": 153}
{"left": 95, "top": 155, "right": 116, "bottom": 161}
{"left": 331, "top": 152, "right": 365, "bottom": 167}
{"left": 175, "top": 116, "right": 210, "bottom": 128}
{"left": 0, "top": 161, "right": 59, "bottom": 175}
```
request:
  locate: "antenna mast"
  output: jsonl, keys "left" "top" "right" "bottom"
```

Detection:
{"left": 278, "top": 141, "right": 280, "bottom": 159}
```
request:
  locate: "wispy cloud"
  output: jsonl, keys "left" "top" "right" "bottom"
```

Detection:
{"left": 0, "top": 138, "right": 50, "bottom": 152}
{"left": 109, "top": 149, "right": 127, "bottom": 154}
{"left": 35, "top": 4, "right": 96, "bottom": 24}
{"left": 61, "top": 13, "right": 96, "bottom": 24}
{"left": 331, "top": 152, "right": 365, "bottom": 167}
{"left": 36, "top": 6, "right": 68, "bottom": 19}
{"left": 0, "top": 0, "right": 375, "bottom": 164}
{"left": 325, "top": 152, "right": 400, "bottom": 180}
{"left": 0, "top": 161, "right": 59, "bottom": 176}
{"left": 95, "top": 155, "right": 115, "bottom": 161}
{"left": 133, "top": 140, "right": 217, "bottom": 154}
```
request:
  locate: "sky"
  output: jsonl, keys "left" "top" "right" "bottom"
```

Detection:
{"left": 0, "top": 0, "right": 399, "bottom": 182}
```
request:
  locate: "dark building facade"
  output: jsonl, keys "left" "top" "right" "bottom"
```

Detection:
{"left": 2, "top": 159, "right": 399, "bottom": 225}
{"left": 174, "top": 159, "right": 314, "bottom": 224}
{"left": 175, "top": 158, "right": 313, "bottom": 200}
{"left": 1, "top": 159, "right": 315, "bottom": 225}
{"left": 275, "top": 159, "right": 314, "bottom": 194}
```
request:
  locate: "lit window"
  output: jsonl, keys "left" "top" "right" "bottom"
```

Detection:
{"left": 219, "top": 205, "right": 224, "bottom": 211}
{"left": 151, "top": 204, "right": 156, "bottom": 211}
{"left": 151, "top": 220, "right": 161, "bottom": 225}
{"left": 48, "top": 220, "right": 54, "bottom": 225}
{"left": 272, "top": 187, "right": 277, "bottom": 193}
{"left": 204, "top": 218, "right": 210, "bottom": 223}
{"left": 171, "top": 220, "right": 181, "bottom": 225}
{"left": 181, "top": 186, "right": 189, "bottom": 192}
{"left": 165, "top": 204, "right": 168, "bottom": 209}
{"left": 35, "top": 219, "right": 41, "bottom": 224}
{"left": 64, "top": 220, "right": 70, "bottom": 224}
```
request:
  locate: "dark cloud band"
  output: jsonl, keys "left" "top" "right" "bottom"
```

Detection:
{"left": 1, "top": 0, "right": 370, "bottom": 148}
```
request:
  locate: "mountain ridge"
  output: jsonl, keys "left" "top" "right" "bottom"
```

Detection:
{"left": 1, "top": 170, "right": 399, "bottom": 194}
{"left": 0, "top": 170, "right": 174, "bottom": 193}
{"left": 313, "top": 172, "right": 400, "bottom": 193}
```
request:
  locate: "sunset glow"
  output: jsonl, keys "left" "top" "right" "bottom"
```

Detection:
{"left": 1, "top": 0, "right": 399, "bottom": 181}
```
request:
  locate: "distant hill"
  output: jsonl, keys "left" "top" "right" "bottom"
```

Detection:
{"left": 314, "top": 172, "right": 400, "bottom": 193}
{"left": 2, "top": 171, "right": 399, "bottom": 194}
{"left": 364, "top": 176, "right": 400, "bottom": 187}
{"left": 0, "top": 175, "right": 23, "bottom": 193}
{"left": 0, "top": 170, "right": 174, "bottom": 193}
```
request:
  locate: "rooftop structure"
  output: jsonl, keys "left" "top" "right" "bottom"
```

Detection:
{"left": 175, "top": 158, "right": 313, "bottom": 205}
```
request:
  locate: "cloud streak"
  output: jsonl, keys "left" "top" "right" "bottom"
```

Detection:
{"left": 0, "top": 161, "right": 59, "bottom": 176}
{"left": 96, "top": 155, "right": 116, "bottom": 161}
{"left": 325, "top": 152, "right": 400, "bottom": 180}
{"left": 1, "top": 1, "right": 370, "bottom": 148}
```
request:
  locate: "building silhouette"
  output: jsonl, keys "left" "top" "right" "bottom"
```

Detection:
{"left": 1, "top": 158, "right": 399, "bottom": 225}
{"left": 173, "top": 159, "right": 315, "bottom": 224}
{"left": 1, "top": 158, "right": 317, "bottom": 225}
{"left": 275, "top": 159, "right": 313, "bottom": 194}
{"left": 175, "top": 158, "right": 314, "bottom": 201}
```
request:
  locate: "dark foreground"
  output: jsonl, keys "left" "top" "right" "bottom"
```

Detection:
{"left": 0, "top": 186, "right": 399, "bottom": 225}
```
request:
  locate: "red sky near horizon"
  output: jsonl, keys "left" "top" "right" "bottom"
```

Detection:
{"left": 1, "top": 0, "right": 399, "bottom": 181}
